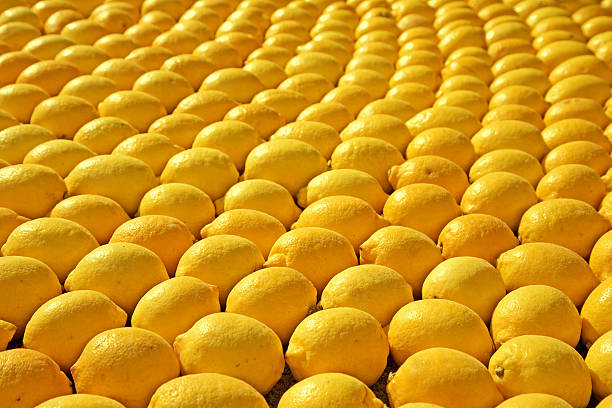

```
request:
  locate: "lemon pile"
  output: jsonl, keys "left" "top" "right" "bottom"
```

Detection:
{"left": 4, "top": 0, "right": 612, "bottom": 407}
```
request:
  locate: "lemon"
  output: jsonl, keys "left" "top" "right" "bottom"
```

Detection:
{"left": 0, "top": 256, "right": 61, "bottom": 337}
{"left": 549, "top": 55, "right": 612, "bottom": 85}
{"left": 585, "top": 330, "right": 612, "bottom": 400}
{"left": 161, "top": 54, "right": 218, "bottom": 90}
{"left": 65, "top": 155, "right": 158, "bottom": 215}
{"left": 174, "top": 312, "right": 284, "bottom": 393}
{"left": 296, "top": 101, "right": 353, "bottom": 132}
{"left": 387, "top": 348, "right": 503, "bottom": 408}
{"left": 0, "top": 349, "right": 71, "bottom": 408}
{"left": 0, "top": 51, "right": 39, "bottom": 87}
{"left": 496, "top": 394, "right": 573, "bottom": 408}
{"left": 491, "top": 285, "right": 581, "bottom": 347}
{"left": 271, "top": 121, "right": 340, "bottom": 159}
{"left": 264, "top": 227, "right": 358, "bottom": 293}
{"left": 226, "top": 266, "right": 316, "bottom": 344}
{"left": 590, "top": 230, "right": 612, "bottom": 282}
{"left": 17, "top": 60, "right": 81, "bottom": 97}
{"left": 0, "top": 109, "right": 18, "bottom": 131}
{"left": 389, "top": 155, "right": 469, "bottom": 203}
{"left": 133, "top": 70, "right": 193, "bottom": 112}
{"left": 386, "top": 83, "right": 435, "bottom": 111}
{"left": 23, "top": 290, "right": 127, "bottom": 371}
{"left": 390, "top": 65, "right": 440, "bottom": 90}
{"left": 174, "top": 91, "right": 238, "bottom": 127}
{"left": 358, "top": 98, "right": 416, "bottom": 122}
{"left": 545, "top": 98, "right": 610, "bottom": 129}
{"left": 22, "top": 35, "right": 73, "bottom": 61}
{"left": 434, "top": 90, "right": 489, "bottom": 120}
{"left": 217, "top": 179, "right": 301, "bottom": 229}
{"left": 482, "top": 104, "right": 545, "bottom": 130}
{"left": 346, "top": 54, "right": 394, "bottom": 80}
{"left": 99, "top": 90, "right": 167, "bottom": 133}
{"left": 31, "top": 95, "right": 98, "bottom": 140}
{"left": 59, "top": 75, "right": 118, "bottom": 107}
{"left": 192, "top": 121, "right": 260, "bottom": 170}
{"left": 0, "top": 21, "right": 40, "bottom": 51}
{"left": 3, "top": 217, "right": 98, "bottom": 283}
{"left": 489, "top": 335, "right": 591, "bottom": 408}
{"left": 489, "top": 85, "right": 549, "bottom": 115}
{"left": 286, "top": 52, "right": 343, "bottom": 83}
{"left": 72, "top": 327, "right": 179, "bottom": 408}
{"left": 124, "top": 46, "right": 173, "bottom": 72}
{"left": 60, "top": 19, "right": 108, "bottom": 45}
{"left": 175, "top": 235, "right": 264, "bottom": 304}
{"left": 112, "top": 133, "right": 183, "bottom": 176}
{"left": 405, "top": 127, "right": 475, "bottom": 171}
{"left": 193, "top": 40, "right": 242, "bottom": 69}
{"left": 543, "top": 119, "right": 611, "bottom": 152}
{"left": 319, "top": 85, "right": 373, "bottom": 120}
{"left": 224, "top": 103, "right": 286, "bottom": 139}
{"left": 461, "top": 171, "right": 538, "bottom": 231}
{"left": 469, "top": 148, "right": 544, "bottom": 187}
{"left": 473, "top": 120, "right": 549, "bottom": 159}
{"left": 35, "top": 394, "right": 128, "bottom": 408}
{"left": 149, "top": 373, "right": 269, "bottom": 408}
{"left": 73, "top": 117, "right": 138, "bottom": 155}
{"left": 0, "top": 83, "right": 48, "bottom": 123}
{"left": 200, "top": 68, "right": 265, "bottom": 104}
{"left": 407, "top": 105, "right": 481, "bottom": 138}
{"left": 544, "top": 140, "right": 612, "bottom": 176}
{"left": 320, "top": 264, "right": 413, "bottom": 326}
{"left": 160, "top": 147, "right": 239, "bottom": 201}
{"left": 599, "top": 395, "right": 612, "bottom": 408}
{"left": 286, "top": 307, "right": 388, "bottom": 386}
{"left": 147, "top": 113, "right": 206, "bottom": 150}
{"left": 132, "top": 276, "right": 219, "bottom": 344}
{"left": 340, "top": 114, "right": 412, "bottom": 152}
{"left": 581, "top": 278, "right": 612, "bottom": 347}
{"left": 50, "top": 194, "right": 129, "bottom": 244}
{"left": 438, "top": 75, "right": 492, "bottom": 101}
{"left": 65, "top": 242, "right": 169, "bottom": 314}
{"left": 536, "top": 164, "right": 606, "bottom": 208}
{"left": 0, "top": 124, "right": 55, "bottom": 165}
{"left": 491, "top": 53, "right": 547, "bottom": 77}
{"left": 0, "top": 207, "right": 28, "bottom": 248}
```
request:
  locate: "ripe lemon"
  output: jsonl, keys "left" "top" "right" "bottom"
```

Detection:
{"left": 99, "top": 90, "right": 167, "bottom": 133}
{"left": 31, "top": 97, "right": 97, "bottom": 143}
{"left": 489, "top": 335, "right": 591, "bottom": 408}
{"left": 340, "top": 114, "right": 412, "bottom": 152}
{"left": 65, "top": 242, "right": 169, "bottom": 314}
{"left": 65, "top": 154, "right": 158, "bottom": 215}
{"left": 243, "top": 139, "right": 326, "bottom": 196}
{"left": 490, "top": 285, "right": 581, "bottom": 347}
{"left": 405, "top": 127, "right": 475, "bottom": 171}
{"left": 545, "top": 98, "right": 610, "bottom": 128}
{"left": 496, "top": 393, "right": 573, "bottom": 408}
{"left": 543, "top": 118, "right": 611, "bottom": 151}
{"left": 581, "top": 278, "right": 612, "bottom": 347}
{"left": 50, "top": 194, "right": 129, "bottom": 244}
{"left": 482, "top": 104, "right": 545, "bottom": 130}
{"left": 72, "top": 327, "right": 179, "bottom": 408}
{"left": 543, "top": 140, "right": 612, "bottom": 176}
{"left": 271, "top": 121, "right": 340, "bottom": 159}
{"left": 200, "top": 68, "right": 265, "bottom": 104}
{"left": 148, "top": 113, "right": 206, "bottom": 149}
{"left": 491, "top": 53, "right": 547, "bottom": 77}
{"left": 93, "top": 34, "right": 140, "bottom": 59}
{"left": 16, "top": 60, "right": 81, "bottom": 96}
{"left": 278, "top": 373, "right": 385, "bottom": 408}
{"left": 160, "top": 147, "right": 239, "bottom": 201}
{"left": 0, "top": 320, "right": 15, "bottom": 351}
{"left": 286, "top": 52, "right": 343, "bottom": 83}
{"left": 149, "top": 373, "right": 269, "bottom": 408}
{"left": 264, "top": 227, "right": 358, "bottom": 293}
{"left": 124, "top": 46, "right": 173, "bottom": 71}
{"left": 91, "top": 59, "right": 145, "bottom": 91}
{"left": 0, "top": 207, "right": 28, "bottom": 248}
{"left": 174, "top": 312, "right": 284, "bottom": 393}
{"left": 59, "top": 75, "right": 118, "bottom": 107}
{"left": 320, "top": 264, "right": 413, "bottom": 326}
{"left": 472, "top": 120, "right": 549, "bottom": 159}
{"left": 469, "top": 148, "right": 544, "bottom": 187}
{"left": 112, "top": 133, "right": 183, "bottom": 176}
{"left": 386, "top": 82, "right": 435, "bottom": 111}
{"left": 247, "top": 45, "right": 293, "bottom": 67}
{"left": 549, "top": 55, "right": 612, "bottom": 85}
{"left": 422, "top": 257, "right": 505, "bottom": 323}
{"left": 226, "top": 266, "right": 316, "bottom": 344}
{"left": 387, "top": 348, "right": 503, "bottom": 408}
{"left": 140, "top": 10, "right": 176, "bottom": 32}
{"left": 3, "top": 217, "right": 98, "bottom": 282}
{"left": 0, "top": 124, "right": 55, "bottom": 165}
{"left": 23, "top": 290, "right": 127, "bottom": 371}
{"left": 60, "top": 19, "right": 108, "bottom": 45}
{"left": 434, "top": 90, "right": 489, "bottom": 119}
{"left": 217, "top": 179, "right": 301, "bottom": 229}
{"left": 461, "top": 171, "right": 538, "bottom": 231}
{"left": 0, "top": 349, "right": 71, "bottom": 408}
{"left": 296, "top": 101, "right": 354, "bottom": 132}
{"left": 0, "top": 51, "right": 39, "bottom": 87}
{"left": 132, "top": 276, "right": 219, "bottom": 344}
{"left": 437, "top": 75, "right": 492, "bottom": 101}
{"left": 176, "top": 235, "right": 264, "bottom": 304}
{"left": 338, "top": 69, "right": 389, "bottom": 99}
{"left": 224, "top": 103, "right": 286, "bottom": 139}
{"left": 346, "top": 54, "right": 394, "bottom": 80}
{"left": 161, "top": 54, "right": 218, "bottom": 90}
{"left": 0, "top": 256, "right": 61, "bottom": 337}
{"left": 489, "top": 85, "right": 549, "bottom": 115}
{"left": 585, "top": 330, "right": 612, "bottom": 400}
{"left": 35, "top": 394, "right": 128, "bottom": 408}
{"left": 192, "top": 120, "right": 261, "bottom": 170}
{"left": 358, "top": 98, "right": 416, "bottom": 122}
{"left": 286, "top": 307, "right": 388, "bottom": 386}
{"left": 590, "top": 230, "right": 612, "bottom": 281}
{"left": 321, "top": 84, "right": 374, "bottom": 117}
{"left": 174, "top": 90, "right": 238, "bottom": 125}
{"left": 0, "top": 83, "right": 48, "bottom": 123}
{"left": 110, "top": 215, "right": 194, "bottom": 276}
{"left": 536, "top": 164, "right": 606, "bottom": 208}
{"left": 193, "top": 40, "right": 242, "bottom": 68}
{"left": 244, "top": 60, "right": 288, "bottom": 89}
{"left": 389, "top": 155, "right": 469, "bottom": 202}
{"left": 390, "top": 65, "right": 440, "bottom": 89}
{"left": 407, "top": 106, "right": 481, "bottom": 138}
{"left": 252, "top": 89, "right": 310, "bottom": 122}
{"left": 73, "top": 116, "right": 138, "bottom": 154}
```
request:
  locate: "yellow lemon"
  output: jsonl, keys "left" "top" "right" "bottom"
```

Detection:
{"left": 422, "top": 256, "right": 505, "bottom": 324}
{"left": 160, "top": 54, "right": 217, "bottom": 90}
{"left": 549, "top": 55, "right": 612, "bottom": 85}
{"left": 124, "top": 45, "right": 173, "bottom": 72}
{"left": 0, "top": 349, "right": 71, "bottom": 408}
{"left": 224, "top": 103, "right": 286, "bottom": 139}
{"left": 58, "top": 75, "right": 117, "bottom": 107}
{"left": 321, "top": 84, "right": 374, "bottom": 117}
{"left": 174, "top": 90, "right": 238, "bottom": 125}
{"left": 193, "top": 40, "right": 243, "bottom": 68}
{"left": 50, "top": 194, "right": 129, "bottom": 244}
{"left": 0, "top": 83, "right": 48, "bottom": 123}
{"left": 386, "top": 82, "right": 435, "bottom": 111}
{"left": 0, "top": 256, "right": 61, "bottom": 337}
{"left": 358, "top": 98, "right": 416, "bottom": 122}
{"left": 98, "top": 90, "right": 166, "bottom": 133}
{"left": 112, "top": 133, "right": 182, "bottom": 176}
{"left": 73, "top": 116, "right": 138, "bottom": 154}
{"left": 271, "top": 121, "right": 340, "bottom": 159}
{"left": 482, "top": 104, "right": 545, "bottom": 130}
{"left": 0, "top": 50, "right": 39, "bottom": 87}
{"left": 434, "top": 90, "right": 488, "bottom": 119}
{"left": 23, "top": 290, "right": 127, "bottom": 371}
{"left": 340, "top": 114, "right": 412, "bottom": 152}
{"left": 519, "top": 198, "right": 610, "bottom": 257}
{"left": 2, "top": 217, "right": 98, "bottom": 282}
{"left": 132, "top": 276, "right": 219, "bottom": 344}
{"left": 243, "top": 59, "right": 288, "bottom": 88}
{"left": 491, "top": 52, "right": 547, "bottom": 77}
{"left": 489, "top": 335, "right": 591, "bottom": 408}
{"left": 489, "top": 84, "right": 549, "bottom": 115}
{"left": 546, "top": 74, "right": 610, "bottom": 105}
{"left": 496, "top": 394, "right": 573, "bottom": 408}
{"left": 0, "top": 207, "right": 28, "bottom": 248}
{"left": 251, "top": 89, "right": 310, "bottom": 122}
{"left": 278, "top": 372, "right": 384, "bottom": 408}
{"left": 536, "top": 164, "right": 606, "bottom": 208}
{"left": 286, "top": 52, "right": 343, "bottom": 83}
{"left": 92, "top": 59, "right": 146, "bottom": 91}
{"left": 286, "top": 307, "right": 388, "bottom": 386}
{"left": 590, "top": 230, "right": 612, "bottom": 281}
{"left": 461, "top": 171, "right": 538, "bottom": 231}
{"left": 16, "top": 60, "right": 81, "bottom": 96}
{"left": 387, "top": 347, "right": 503, "bottom": 408}
{"left": 491, "top": 285, "right": 581, "bottom": 348}
{"left": 200, "top": 68, "right": 264, "bottom": 104}
{"left": 296, "top": 101, "right": 354, "bottom": 132}
{"left": 0, "top": 124, "right": 55, "bottom": 165}
{"left": 438, "top": 74, "right": 492, "bottom": 100}
{"left": 65, "top": 154, "right": 158, "bottom": 215}
{"left": 469, "top": 148, "right": 544, "bottom": 187}
{"left": 543, "top": 118, "right": 611, "bottom": 151}
{"left": 544, "top": 98, "right": 610, "bottom": 128}
{"left": 149, "top": 373, "right": 269, "bottom": 408}
{"left": 226, "top": 266, "right": 316, "bottom": 344}
{"left": 405, "top": 127, "right": 475, "bottom": 171}
{"left": 132, "top": 70, "right": 193, "bottom": 113}
{"left": 585, "top": 330, "right": 612, "bottom": 400}
{"left": 264, "top": 227, "right": 358, "bottom": 293}
{"left": 407, "top": 105, "right": 481, "bottom": 138}
{"left": 148, "top": 113, "right": 206, "bottom": 149}
{"left": 72, "top": 327, "right": 179, "bottom": 408}
{"left": 543, "top": 140, "right": 612, "bottom": 175}
{"left": 582, "top": 278, "right": 612, "bottom": 347}
{"left": 175, "top": 235, "right": 264, "bottom": 304}
{"left": 35, "top": 394, "right": 128, "bottom": 408}
{"left": 30, "top": 95, "right": 98, "bottom": 140}
{"left": 174, "top": 312, "right": 284, "bottom": 393}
